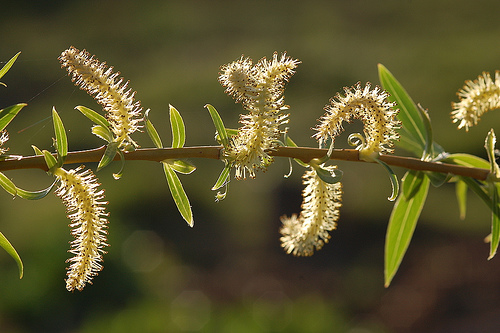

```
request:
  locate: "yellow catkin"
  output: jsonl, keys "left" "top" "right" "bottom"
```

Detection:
{"left": 219, "top": 52, "right": 300, "bottom": 179}
{"left": 451, "top": 71, "right": 500, "bottom": 131}
{"left": 314, "top": 82, "right": 400, "bottom": 160}
{"left": 53, "top": 166, "right": 108, "bottom": 291}
{"left": 280, "top": 167, "right": 342, "bottom": 256}
{"left": 59, "top": 46, "right": 143, "bottom": 149}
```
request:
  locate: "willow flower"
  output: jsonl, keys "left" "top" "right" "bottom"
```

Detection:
{"left": 451, "top": 71, "right": 500, "bottom": 131}
{"left": 313, "top": 82, "right": 400, "bottom": 161}
{"left": 59, "top": 46, "right": 143, "bottom": 149}
{"left": 219, "top": 52, "right": 300, "bottom": 179}
{"left": 53, "top": 165, "right": 109, "bottom": 291}
{"left": 0, "top": 130, "right": 9, "bottom": 154}
{"left": 280, "top": 166, "right": 342, "bottom": 256}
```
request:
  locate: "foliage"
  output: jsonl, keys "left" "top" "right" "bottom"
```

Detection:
{"left": 0, "top": 48, "right": 499, "bottom": 291}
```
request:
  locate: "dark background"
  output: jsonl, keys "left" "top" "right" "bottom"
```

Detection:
{"left": 0, "top": 0, "right": 499, "bottom": 332}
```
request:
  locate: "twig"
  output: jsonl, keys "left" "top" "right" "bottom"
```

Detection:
{"left": 0, "top": 146, "right": 490, "bottom": 181}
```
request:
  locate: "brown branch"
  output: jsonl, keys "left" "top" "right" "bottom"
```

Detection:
{"left": 0, "top": 145, "right": 490, "bottom": 181}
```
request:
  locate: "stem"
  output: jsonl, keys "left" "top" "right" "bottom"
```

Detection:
{"left": 0, "top": 146, "right": 490, "bottom": 181}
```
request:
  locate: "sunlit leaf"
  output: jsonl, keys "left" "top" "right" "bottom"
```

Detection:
{"left": 52, "top": 107, "right": 67, "bottom": 162}
{"left": 485, "top": 129, "right": 500, "bottom": 178}
{"left": 97, "top": 142, "right": 119, "bottom": 171}
{"left": 385, "top": 170, "right": 429, "bottom": 287}
{"left": 455, "top": 179, "right": 468, "bottom": 220}
{"left": 488, "top": 182, "right": 500, "bottom": 259}
{"left": 0, "top": 171, "right": 16, "bottom": 196}
{"left": 205, "top": 104, "right": 229, "bottom": 147}
{"left": 16, "top": 180, "right": 57, "bottom": 200}
{"left": 378, "top": 64, "right": 426, "bottom": 156}
{"left": 212, "top": 163, "right": 231, "bottom": 191}
{"left": 31, "top": 145, "right": 43, "bottom": 156}
{"left": 0, "top": 103, "right": 26, "bottom": 132}
{"left": 145, "top": 109, "right": 163, "bottom": 149}
{"left": 91, "top": 125, "right": 113, "bottom": 143}
{"left": 285, "top": 135, "right": 309, "bottom": 168}
{"left": 75, "top": 105, "right": 110, "bottom": 128}
{"left": 375, "top": 159, "right": 399, "bottom": 201}
{"left": 42, "top": 150, "right": 58, "bottom": 170}
{"left": 163, "top": 163, "right": 193, "bottom": 227}
{"left": 314, "top": 166, "right": 343, "bottom": 184}
{"left": 0, "top": 231, "right": 23, "bottom": 279}
{"left": 0, "top": 52, "right": 20, "bottom": 82}
{"left": 163, "top": 159, "right": 196, "bottom": 174}
{"left": 169, "top": 105, "right": 185, "bottom": 148}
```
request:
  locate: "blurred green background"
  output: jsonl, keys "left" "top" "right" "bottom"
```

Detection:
{"left": 1, "top": 0, "right": 500, "bottom": 332}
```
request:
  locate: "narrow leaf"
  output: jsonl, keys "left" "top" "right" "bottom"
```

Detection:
{"left": 75, "top": 106, "right": 110, "bottom": 128}
{"left": 145, "top": 109, "right": 163, "bottom": 149}
{"left": 169, "top": 105, "right": 185, "bottom": 148}
{"left": 16, "top": 180, "right": 57, "bottom": 200}
{"left": 0, "top": 231, "right": 23, "bottom": 279}
{"left": 42, "top": 150, "right": 58, "bottom": 170}
{"left": 97, "top": 142, "right": 119, "bottom": 171}
{"left": 205, "top": 104, "right": 229, "bottom": 147}
{"left": 52, "top": 107, "right": 67, "bottom": 161}
{"left": 0, "top": 171, "right": 16, "bottom": 196}
{"left": 0, "top": 103, "right": 26, "bottom": 132}
{"left": 212, "top": 163, "right": 231, "bottom": 191}
{"left": 112, "top": 150, "right": 126, "bottom": 180}
{"left": 163, "top": 159, "right": 196, "bottom": 174}
{"left": 375, "top": 159, "right": 400, "bottom": 201}
{"left": 485, "top": 129, "right": 500, "bottom": 178}
{"left": 0, "top": 52, "right": 21, "bottom": 81}
{"left": 455, "top": 179, "right": 468, "bottom": 220}
{"left": 31, "top": 145, "right": 43, "bottom": 156}
{"left": 314, "top": 166, "right": 343, "bottom": 184}
{"left": 91, "top": 125, "right": 114, "bottom": 143}
{"left": 163, "top": 163, "right": 193, "bottom": 227}
{"left": 488, "top": 182, "right": 500, "bottom": 259}
{"left": 385, "top": 170, "right": 430, "bottom": 287}
{"left": 378, "top": 64, "right": 426, "bottom": 156}
{"left": 285, "top": 135, "right": 309, "bottom": 168}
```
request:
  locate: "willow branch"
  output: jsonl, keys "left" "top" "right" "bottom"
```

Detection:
{"left": 0, "top": 145, "right": 490, "bottom": 181}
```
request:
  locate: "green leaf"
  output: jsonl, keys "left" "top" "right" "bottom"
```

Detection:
{"left": 42, "top": 150, "right": 58, "bottom": 170}
{"left": 0, "top": 231, "right": 23, "bottom": 279}
{"left": 163, "top": 163, "right": 193, "bottom": 227}
{"left": 16, "top": 180, "right": 57, "bottom": 200}
{"left": 163, "top": 159, "right": 196, "bottom": 174}
{"left": 446, "top": 153, "right": 489, "bottom": 169}
{"left": 285, "top": 135, "right": 309, "bottom": 168}
{"left": 212, "top": 163, "right": 231, "bottom": 191}
{"left": 205, "top": 104, "right": 229, "bottom": 147}
{"left": 455, "top": 179, "right": 468, "bottom": 220}
{"left": 488, "top": 182, "right": 500, "bottom": 259}
{"left": 75, "top": 105, "right": 110, "bottom": 128}
{"left": 52, "top": 107, "right": 67, "bottom": 162}
{"left": 112, "top": 150, "right": 125, "bottom": 180}
{"left": 378, "top": 64, "right": 426, "bottom": 156}
{"left": 385, "top": 170, "right": 429, "bottom": 287}
{"left": 145, "top": 109, "right": 163, "bottom": 149}
{"left": 313, "top": 166, "right": 343, "bottom": 184}
{"left": 375, "top": 159, "right": 399, "bottom": 201}
{"left": 485, "top": 129, "right": 500, "bottom": 178}
{"left": 0, "top": 103, "right": 26, "bottom": 132}
{"left": 169, "top": 105, "right": 185, "bottom": 148}
{"left": 97, "top": 142, "right": 119, "bottom": 171}
{"left": 91, "top": 125, "right": 114, "bottom": 143}
{"left": 0, "top": 171, "right": 16, "bottom": 196}
{"left": 425, "top": 171, "right": 450, "bottom": 188}
{"left": 31, "top": 145, "right": 43, "bottom": 156}
{"left": 0, "top": 52, "right": 20, "bottom": 82}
